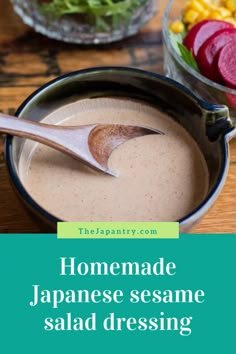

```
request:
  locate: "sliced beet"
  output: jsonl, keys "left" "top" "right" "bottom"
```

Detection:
{"left": 183, "top": 20, "right": 233, "bottom": 58}
{"left": 226, "top": 92, "right": 236, "bottom": 108}
{"left": 196, "top": 29, "right": 236, "bottom": 83}
{"left": 218, "top": 42, "right": 236, "bottom": 87}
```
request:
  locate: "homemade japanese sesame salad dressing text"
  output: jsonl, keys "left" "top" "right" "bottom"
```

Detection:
{"left": 19, "top": 98, "right": 209, "bottom": 221}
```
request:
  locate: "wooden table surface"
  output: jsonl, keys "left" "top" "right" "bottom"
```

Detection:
{"left": 0, "top": 0, "right": 235, "bottom": 233}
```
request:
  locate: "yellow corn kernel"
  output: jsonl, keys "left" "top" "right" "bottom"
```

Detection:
{"left": 180, "top": 0, "right": 236, "bottom": 34}
{"left": 190, "top": 0, "right": 205, "bottom": 12}
{"left": 197, "top": 9, "right": 211, "bottom": 21}
{"left": 205, "top": 2, "right": 218, "bottom": 11}
{"left": 170, "top": 20, "right": 185, "bottom": 33}
{"left": 225, "top": 0, "right": 236, "bottom": 12}
{"left": 184, "top": 0, "right": 192, "bottom": 10}
{"left": 217, "top": 6, "right": 232, "bottom": 17}
{"left": 209, "top": 10, "right": 223, "bottom": 19}
{"left": 224, "top": 16, "right": 236, "bottom": 25}
{"left": 184, "top": 9, "right": 199, "bottom": 23}
{"left": 198, "top": 0, "right": 210, "bottom": 9}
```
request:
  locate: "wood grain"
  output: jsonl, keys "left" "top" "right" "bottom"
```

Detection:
{"left": 0, "top": 0, "right": 235, "bottom": 233}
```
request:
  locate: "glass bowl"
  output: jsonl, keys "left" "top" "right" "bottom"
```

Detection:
{"left": 162, "top": 0, "right": 236, "bottom": 124}
{"left": 11, "top": 0, "right": 158, "bottom": 44}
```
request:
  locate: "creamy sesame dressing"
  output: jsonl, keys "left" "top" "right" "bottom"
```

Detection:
{"left": 19, "top": 97, "right": 209, "bottom": 221}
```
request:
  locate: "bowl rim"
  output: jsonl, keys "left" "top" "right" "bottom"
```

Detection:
{"left": 4, "top": 66, "right": 231, "bottom": 229}
{"left": 162, "top": 0, "right": 236, "bottom": 95}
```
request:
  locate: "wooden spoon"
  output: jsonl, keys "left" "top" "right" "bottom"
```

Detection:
{"left": 0, "top": 113, "right": 163, "bottom": 176}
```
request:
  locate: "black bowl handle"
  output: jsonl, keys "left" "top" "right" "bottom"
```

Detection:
{"left": 204, "top": 105, "right": 234, "bottom": 141}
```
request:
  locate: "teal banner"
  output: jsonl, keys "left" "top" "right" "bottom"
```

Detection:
{"left": 0, "top": 234, "right": 235, "bottom": 354}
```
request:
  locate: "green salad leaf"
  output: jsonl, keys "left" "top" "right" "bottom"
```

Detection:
{"left": 168, "top": 29, "right": 199, "bottom": 72}
{"left": 39, "top": 0, "right": 147, "bottom": 30}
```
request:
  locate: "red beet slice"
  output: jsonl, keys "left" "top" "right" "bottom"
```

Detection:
{"left": 183, "top": 20, "right": 234, "bottom": 58}
{"left": 197, "top": 28, "right": 236, "bottom": 83}
{"left": 218, "top": 43, "right": 236, "bottom": 87}
{"left": 226, "top": 92, "right": 236, "bottom": 108}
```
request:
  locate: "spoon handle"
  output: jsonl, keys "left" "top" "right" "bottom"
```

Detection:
{"left": 0, "top": 112, "right": 102, "bottom": 170}
{"left": 0, "top": 112, "right": 92, "bottom": 151}
{"left": 0, "top": 113, "right": 63, "bottom": 143}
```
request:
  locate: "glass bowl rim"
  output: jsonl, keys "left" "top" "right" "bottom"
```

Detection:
{"left": 162, "top": 0, "right": 236, "bottom": 95}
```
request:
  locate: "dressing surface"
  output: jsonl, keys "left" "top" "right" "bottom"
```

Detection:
{"left": 20, "top": 98, "right": 209, "bottom": 222}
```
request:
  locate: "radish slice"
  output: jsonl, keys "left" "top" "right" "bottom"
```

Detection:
{"left": 218, "top": 43, "right": 236, "bottom": 87}
{"left": 197, "top": 29, "right": 236, "bottom": 83}
{"left": 183, "top": 20, "right": 233, "bottom": 58}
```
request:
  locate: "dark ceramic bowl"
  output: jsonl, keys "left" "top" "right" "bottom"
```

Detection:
{"left": 5, "top": 67, "right": 236, "bottom": 232}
